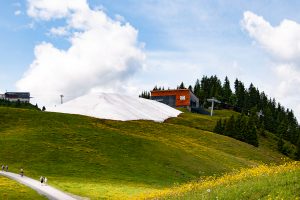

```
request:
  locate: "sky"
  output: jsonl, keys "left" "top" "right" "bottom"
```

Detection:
{"left": 1, "top": 0, "right": 300, "bottom": 119}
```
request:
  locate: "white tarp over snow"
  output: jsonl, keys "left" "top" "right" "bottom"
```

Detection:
{"left": 48, "top": 93, "right": 181, "bottom": 122}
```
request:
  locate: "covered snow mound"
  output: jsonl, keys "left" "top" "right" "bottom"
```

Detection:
{"left": 48, "top": 93, "right": 181, "bottom": 122}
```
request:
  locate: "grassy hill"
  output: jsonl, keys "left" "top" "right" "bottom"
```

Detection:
{"left": 139, "top": 161, "right": 300, "bottom": 199}
{"left": 0, "top": 107, "right": 291, "bottom": 199}
{"left": 0, "top": 176, "right": 46, "bottom": 200}
{"left": 166, "top": 109, "right": 297, "bottom": 158}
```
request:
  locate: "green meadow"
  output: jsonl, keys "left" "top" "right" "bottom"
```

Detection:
{"left": 141, "top": 162, "right": 300, "bottom": 200}
{"left": 0, "top": 107, "right": 293, "bottom": 199}
{"left": 0, "top": 176, "right": 46, "bottom": 200}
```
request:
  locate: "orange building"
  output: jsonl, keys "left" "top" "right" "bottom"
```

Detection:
{"left": 151, "top": 89, "right": 199, "bottom": 109}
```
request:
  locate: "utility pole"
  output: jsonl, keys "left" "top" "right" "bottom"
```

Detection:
{"left": 207, "top": 97, "right": 221, "bottom": 116}
{"left": 60, "top": 94, "right": 64, "bottom": 104}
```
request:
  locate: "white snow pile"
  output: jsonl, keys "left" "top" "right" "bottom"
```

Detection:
{"left": 48, "top": 93, "right": 182, "bottom": 122}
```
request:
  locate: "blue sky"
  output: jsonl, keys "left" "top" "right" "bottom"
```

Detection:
{"left": 1, "top": 0, "right": 300, "bottom": 118}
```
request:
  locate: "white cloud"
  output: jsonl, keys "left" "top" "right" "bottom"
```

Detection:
{"left": 275, "top": 64, "right": 300, "bottom": 98}
{"left": 17, "top": 0, "right": 145, "bottom": 106}
{"left": 242, "top": 11, "right": 300, "bottom": 62}
{"left": 14, "top": 10, "right": 22, "bottom": 16}
{"left": 242, "top": 11, "right": 300, "bottom": 119}
{"left": 27, "top": 0, "right": 89, "bottom": 20}
{"left": 49, "top": 27, "right": 68, "bottom": 36}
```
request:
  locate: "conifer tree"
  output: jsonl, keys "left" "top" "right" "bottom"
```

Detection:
{"left": 225, "top": 115, "right": 235, "bottom": 137}
{"left": 246, "top": 117, "right": 259, "bottom": 147}
{"left": 277, "top": 135, "right": 284, "bottom": 154}
{"left": 193, "top": 79, "right": 201, "bottom": 96}
{"left": 234, "top": 79, "right": 246, "bottom": 112}
{"left": 179, "top": 82, "right": 186, "bottom": 89}
{"left": 222, "top": 76, "right": 232, "bottom": 104}
{"left": 277, "top": 121, "right": 288, "bottom": 139}
{"left": 234, "top": 114, "right": 243, "bottom": 140}
{"left": 258, "top": 122, "right": 266, "bottom": 137}
{"left": 214, "top": 119, "right": 223, "bottom": 134}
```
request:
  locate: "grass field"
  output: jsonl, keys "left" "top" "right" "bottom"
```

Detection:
{"left": 140, "top": 161, "right": 300, "bottom": 200}
{"left": 165, "top": 109, "right": 240, "bottom": 132}
{"left": 0, "top": 176, "right": 46, "bottom": 200}
{"left": 0, "top": 107, "right": 292, "bottom": 199}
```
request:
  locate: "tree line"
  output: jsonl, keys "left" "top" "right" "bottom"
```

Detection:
{"left": 214, "top": 112, "right": 260, "bottom": 147}
{"left": 191, "top": 75, "right": 299, "bottom": 147}
{"left": 0, "top": 99, "right": 40, "bottom": 110}
{"left": 194, "top": 75, "right": 299, "bottom": 158}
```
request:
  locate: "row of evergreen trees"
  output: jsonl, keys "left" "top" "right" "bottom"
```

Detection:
{"left": 0, "top": 99, "right": 40, "bottom": 110}
{"left": 214, "top": 111, "right": 260, "bottom": 147}
{"left": 139, "top": 91, "right": 151, "bottom": 99}
{"left": 190, "top": 75, "right": 299, "bottom": 147}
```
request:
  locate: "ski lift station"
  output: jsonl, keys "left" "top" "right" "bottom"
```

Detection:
{"left": 150, "top": 89, "right": 199, "bottom": 110}
{"left": 0, "top": 92, "right": 31, "bottom": 103}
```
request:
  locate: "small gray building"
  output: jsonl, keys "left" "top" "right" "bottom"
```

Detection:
{"left": 4, "top": 92, "right": 30, "bottom": 103}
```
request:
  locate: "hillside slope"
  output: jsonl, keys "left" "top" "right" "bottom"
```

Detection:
{"left": 140, "top": 162, "right": 300, "bottom": 199}
{"left": 0, "top": 107, "right": 286, "bottom": 199}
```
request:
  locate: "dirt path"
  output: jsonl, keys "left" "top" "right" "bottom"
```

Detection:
{"left": 0, "top": 171, "right": 78, "bottom": 200}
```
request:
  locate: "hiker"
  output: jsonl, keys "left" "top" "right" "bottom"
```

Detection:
{"left": 44, "top": 177, "right": 47, "bottom": 185}
{"left": 5, "top": 165, "right": 8, "bottom": 172}
{"left": 20, "top": 168, "right": 24, "bottom": 177}
{"left": 40, "top": 176, "right": 44, "bottom": 186}
{"left": 1, "top": 165, "right": 4, "bottom": 171}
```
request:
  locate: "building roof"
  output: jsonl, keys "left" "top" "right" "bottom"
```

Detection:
{"left": 151, "top": 89, "right": 189, "bottom": 92}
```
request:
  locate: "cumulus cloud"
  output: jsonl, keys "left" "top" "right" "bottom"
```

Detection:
{"left": 49, "top": 27, "right": 69, "bottom": 36}
{"left": 242, "top": 11, "right": 300, "bottom": 62}
{"left": 242, "top": 11, "right": 300, "bottom": 119}
{"left": 17, "top": 0, "right": 145, "bottom": 106}
{"left": 27, "top": 0, "right": 89, "bottom": 20}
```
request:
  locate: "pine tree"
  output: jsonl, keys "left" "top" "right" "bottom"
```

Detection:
{"left": 234, "top": 114, "right": 243, "bottom": 140}
{"left": 214, "top": 119, "right": 223, "bottom": 134}
{"left": 179, "top": 82, "right": 186, "bottom": 89}
{"left": 263, "top": 107, "right": 274, "bottom": 133}
{"left": 225, "top": 115, "right": 235, "bottom": 137}
{"left": 234, "top": 79, "right": 246, "bottom": 112}
{"left": 277, "top": 121, "right": 288, "bottom": 139}
{"left": 277, "top": 135, "right": 284, "bottom": 154}
{"left": 222, "top": 76, "right": 232, "bottom": 104}
{"left": 194, "top": 79, "right": 201, "bottom": 96}
{"left": 247, "top": 83, "right": 260, "bottom": 109}
{"left": 258, "top": 122, "right": 266, "bottom": 137}
{"left": 246, "top": 117, "right": 259, "bottom": 147}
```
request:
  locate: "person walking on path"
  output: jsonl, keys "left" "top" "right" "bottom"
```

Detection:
{"left": 20, "top": 168, "right": 24, "bottom": 177}
{"left": 44, "top": 177, "right": 47, "bottom": 186}
{"left": 40, "top": 176, "right": 44, "bottom": 186}
{"left": 1, "top": 165, "right": 4, "bottom": 171}
{"left": 5, "top": 165, "right": 8, "bottom": 172}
